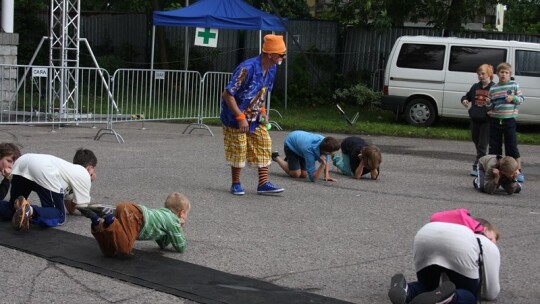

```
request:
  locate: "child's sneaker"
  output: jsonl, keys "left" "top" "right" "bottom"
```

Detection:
{"left": 388, "top": 273, "right": 408, "bottom": 304}
{"left": 12, "top": 196, "right": 31, "bottom": 231}
{"left": 517, "top": 172, "right": 525, "bottom": 183}
{"left": 271, "top": 151, "right": 280, "bottom": 161}
{"left": 88, "top": 204, "right": 116, "bottom": 217}
{"left": 257, "top": 182, "right": 284, "bottom": 194}
{"left": 230, "top": 183, "right": 245, "bottom": 195}
{"left": 410, "top": 281, "right": 455, "bottom": 304}
{"left": 469, "top": 164, "right": 478, "bottom": 177}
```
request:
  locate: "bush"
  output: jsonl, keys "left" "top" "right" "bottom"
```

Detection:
{"left": 332, "top": 83, "right": 382, "bottom": 109}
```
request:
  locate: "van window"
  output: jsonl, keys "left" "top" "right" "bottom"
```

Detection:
{"left": 397, "top": 43, "right": 445, "bottom": 70}
{"left": 449, "top": 46, "right": 507, "bottom": 72}
{"left": 515, "top": 50, "right": 540, "bottom": 77}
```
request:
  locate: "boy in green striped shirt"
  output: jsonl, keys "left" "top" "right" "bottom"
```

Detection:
{"left": 486, "top": 62, "right": 524, "bottom": 183}
{"left": 79, "top": 192, "right": 190, "bottom": 257}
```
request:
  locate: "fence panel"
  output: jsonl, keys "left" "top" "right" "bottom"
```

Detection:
{"left": 0, "top": 64, "right": 111, "bottom": 126}
{"left": 110, "top": 69, "right": 202, "bottom": 124}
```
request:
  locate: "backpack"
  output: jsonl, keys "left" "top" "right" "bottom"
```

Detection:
{"left": 430, "top": 208, "right": 484, "bottom": 234}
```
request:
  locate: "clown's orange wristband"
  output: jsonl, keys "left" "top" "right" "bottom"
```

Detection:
{"left": 235, "top": 113, "right": 246, "bottom": 121}
{"left": 260, "top": 107, "right": 267, "bottom": 114}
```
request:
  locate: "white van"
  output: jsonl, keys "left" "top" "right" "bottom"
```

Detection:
{"left": 381, "top": 36, "right": 540, "bottom": 126}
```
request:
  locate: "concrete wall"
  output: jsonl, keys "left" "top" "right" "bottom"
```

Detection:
{"left": 0, "top": 33, "right": 18, "bottom": 109}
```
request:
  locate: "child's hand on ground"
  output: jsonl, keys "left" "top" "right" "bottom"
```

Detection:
{"left": 324, "top": 177, "right": 337, "bottom": 182}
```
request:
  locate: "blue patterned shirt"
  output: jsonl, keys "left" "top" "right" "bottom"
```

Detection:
{"left": 220, "top": 55, "right": 277, "bottom": 133}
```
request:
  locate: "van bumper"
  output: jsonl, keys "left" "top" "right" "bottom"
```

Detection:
{"left": 381, "top": 95, "right": 407, "bottom": 113}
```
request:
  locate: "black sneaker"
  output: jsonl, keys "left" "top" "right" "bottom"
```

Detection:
{"left": 77, "top": 204, "right": 116, "bottom": 218}
{"left": 77, "top": 206, "right": 98, "bottom": 219}
{"left": 388, "top": 273, "right": 408, "bottom": 304}
{"left": 88, "top": 204, "right": 116, "bottom": 217}
{"left": 271, "top": 151, "right": 280, "bottom": 161}
{"left": 410, "top": 281, "right": 455, "bottom": 304}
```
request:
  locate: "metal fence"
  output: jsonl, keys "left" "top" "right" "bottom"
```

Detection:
{"left": 0, "top": 64, "right": 234, "bottom": 142}
{"left": 0, "top": 64, "right": 112, "bottom": 125}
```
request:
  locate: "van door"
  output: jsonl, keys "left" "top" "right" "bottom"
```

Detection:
{"left": 513, "top": 48, "right": 540, "bottom": 123}
{"left": 443, "top": 46, "right": 508, "bottom": 118}
{"left": 388, "top": 42, "right": 446, "bottom": 111}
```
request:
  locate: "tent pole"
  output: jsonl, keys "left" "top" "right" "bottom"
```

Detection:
{"left": 285, "top": 32, "right": 288, "bottom": 109}
{"left": 184, "top": 0, "right": 190, "bottom": 71}
{"left": 151, "top": 26, "right": 156, "bottom": 69}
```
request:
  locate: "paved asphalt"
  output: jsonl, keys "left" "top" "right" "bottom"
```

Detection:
{"left": 0, "top": 121, "right": 538, "bottom": 303}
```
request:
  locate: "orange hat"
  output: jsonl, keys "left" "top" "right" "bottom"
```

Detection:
{"left": 262, "top": 34, "right": 286, "bottom": 54}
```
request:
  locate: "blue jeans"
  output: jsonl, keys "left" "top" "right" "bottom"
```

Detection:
{"left": 407, "top": 265, "right": 479, "bottom": 304}
{"left": 488, "top": 117, "right": 520, "bottom": 159}
{"left": 332, "top": 153, "right": 353, "bottom": 176}
{"left": 0, "top": 175, "right": 66, "bottom": 227}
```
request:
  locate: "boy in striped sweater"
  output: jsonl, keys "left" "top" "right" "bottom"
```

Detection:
{"left": 79, "top": 192, "right": 190, "bottom": 257}
{"left": 487, "top": 62, "right": 524, "bottom": 183}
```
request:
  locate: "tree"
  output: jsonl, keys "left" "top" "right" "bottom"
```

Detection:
{"left": 504, "top": 0, "right": 540, "bottom": 34}
{"left": 319, "top": 0, "right": 498, "bottom": 33}
{"left": 248, "top": 0, "right": 311, "bottom": 19}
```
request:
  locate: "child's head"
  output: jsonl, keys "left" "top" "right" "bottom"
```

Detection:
{"left": 0, "top": 142, "right": 21, "bottom": 174}
{"left": 360, "top": 145, "right": 382, "bottom": 171}
{"left": 496, "top": 62, "right": 512, "bottom": 82}
{"left": 320, "top": 137, "right": 340, "bottom": 155}
{"left": 475, "top": 218, "right": 500, "bottom": 243}
{"left": 73, "top": 148, "right": 98, "bottom": 182}
{"left": 165, "top": 192, "right": 191, "bottom": 223}
{"left": 476, "top": 64, "right": 494, "bottom": 81}
{"left": 497, "top": 156, "right": 518, "bottom": 179}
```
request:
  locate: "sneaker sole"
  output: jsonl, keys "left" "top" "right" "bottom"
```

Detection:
{"left": 410, "top": 281, "right": 455, "bottom": 304}
{"left": 12, "top": 203, "right": 31, "bottom": 231}
{"left": 388, "top": 274, "right": 407, "bottom": 304}
{"left": 257, "top": 189, "right": 285, "bottom": 194}
{"left": 231, "top": 192, "right": 245, "bottom": 195}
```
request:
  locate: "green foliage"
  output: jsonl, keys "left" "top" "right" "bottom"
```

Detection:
{"left": 287, "top": 48, "right": 339, "bottom": 107}
{"left": 504, "top": 0, "right": 540, "bottom": 34}
{"left": 247, "top": 0, "right": 311, "bottom": 19}
{"left": 333, "top": 83, "right": 382, "bottom": 110}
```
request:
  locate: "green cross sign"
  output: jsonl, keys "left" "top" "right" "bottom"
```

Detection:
{"left": 197, "top": 28, "right": 217, "bottom": 45}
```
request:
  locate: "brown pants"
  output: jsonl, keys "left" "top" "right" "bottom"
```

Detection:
{"left": 91, "top": 202, "right": 143, "bottom": 257}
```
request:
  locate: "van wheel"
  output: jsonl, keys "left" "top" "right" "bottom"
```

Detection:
{"left": 405, "top": 99, "right": 436, "bottom": 126}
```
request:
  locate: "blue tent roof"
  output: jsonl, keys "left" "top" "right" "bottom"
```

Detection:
{"left": 153, "top": 0, "right": 287, "bottom": 32}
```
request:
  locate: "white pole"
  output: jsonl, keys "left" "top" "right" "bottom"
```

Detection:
{"left": 1, "top": 0, "right": 15, "bottom": 33}
{"left": 151, "top": 26, "right": 156, "bottom": 69}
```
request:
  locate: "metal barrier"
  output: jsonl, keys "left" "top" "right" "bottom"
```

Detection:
{"left": 107, "top": 69, "right": 202, "bottom": 131}
{"left": 183, "top": 71, "right": 231, "bottom": 136}
{"left": 1, "top": 66, "right": 267, "bottom": 142}
{"left": 0, "top": 64, "right": 114, "bottom": 130}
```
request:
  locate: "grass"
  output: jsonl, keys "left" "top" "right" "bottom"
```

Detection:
{"left": 206, "top": 104, "right": 540, "bottom": 145}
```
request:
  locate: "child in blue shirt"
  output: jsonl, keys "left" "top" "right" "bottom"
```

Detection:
{"left": 272, "top": 130, "right": 340, "bottom": 182}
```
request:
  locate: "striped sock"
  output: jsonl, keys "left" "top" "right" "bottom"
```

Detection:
{"left": 258, "top": 167, "right": 269, "bottom": 186}
{"left": 232, "top": 167, "right": 241, "bottom": 184}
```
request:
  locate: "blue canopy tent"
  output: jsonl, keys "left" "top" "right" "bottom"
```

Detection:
{"left": 152, "top": 0, "right": 287, "bottom": 31}
{"left": 151, "top": 0, "right": 289, "bottom": 110}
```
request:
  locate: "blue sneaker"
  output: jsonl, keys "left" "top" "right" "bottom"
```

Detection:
{"left": 257, "top": 182, "right": 284, "bottom": 194}
{"left": 230, "top": 183, "right": 245, "bottom": 195}
{"left": 469, "top": 169, "right": 478, "bottom": 177}
{"left": 517, "top": 172, "right": 525, "bottom": 183}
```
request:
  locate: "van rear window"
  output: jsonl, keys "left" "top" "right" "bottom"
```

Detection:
{"left": 449, "top": 46, "right": 507, "bottom": 72}
{"left": 515, "top": 50, "right": 540, "bottom": 77}
{"left": 397, "top": 44, "right": 445, "bottom": 70}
